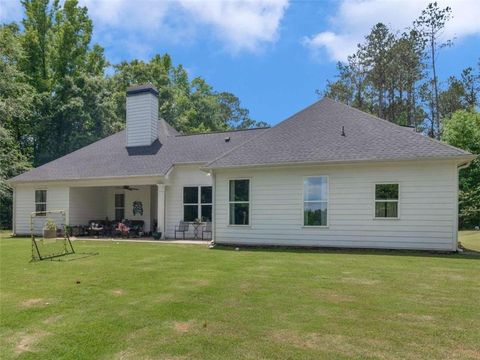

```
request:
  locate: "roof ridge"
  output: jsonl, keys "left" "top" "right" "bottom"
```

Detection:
{"left": 324, "top": 97, "right": 471, "bottom": 155}
{"left": 205, "top": 99, "right": 329, "bottom": 168}
{"left": 175, "top": 127, "right": 269, "bottom": 137}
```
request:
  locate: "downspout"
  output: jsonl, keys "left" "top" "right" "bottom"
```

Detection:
{"left": 211, "top": 170, "right": 216, "bottom": 246}
{"left": 12, "top": 186, "right": 16, "bottom": 236}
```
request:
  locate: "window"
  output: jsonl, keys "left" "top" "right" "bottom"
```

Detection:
{"left": 229, "top": 179, "right": 250, "bottom": 225}
{"left": 304, "top": 177, "right": 328, "bottom": 226}
{"left": 35, "top": 190, "right": 47, "bottom": 215}
{"left": 375, "top": 184, "right": 399, "bottom": 218}
{"left": 115, "top": 193, "right": 125, "bottom": 221}
{"left": 183, "top": 186, "right": 212, "bottom": 222}
{"left": 200, "top": 186, "right": 212, "bottom": 222}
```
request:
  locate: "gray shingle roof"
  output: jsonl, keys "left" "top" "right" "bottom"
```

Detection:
{"left": 10, "top": 97, "right": 474, "bottom": 183}
{"left": 205, "top": 98, "right": 473, "bottom": 169}
{"left": 9, "top": 121, "right": 268, "bottom": 183}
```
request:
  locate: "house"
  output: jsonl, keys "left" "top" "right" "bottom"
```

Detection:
{"left": 9, "top": 84, "right": 475, "bottom": 251}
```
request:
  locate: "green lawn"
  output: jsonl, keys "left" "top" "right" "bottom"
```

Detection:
{"left": 1, "top": 231, "right": 479, "bottom": 359}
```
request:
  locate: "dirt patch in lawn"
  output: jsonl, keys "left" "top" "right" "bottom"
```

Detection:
{"left": 269, "top": 330, "right": 390, "bottom": 358}
{"left": 173, "top": 321, "right": 194, "bottom": 333}
{"left": 21, "top": 298, "right": 49, "bottom": 307}
{"left": 43, "top": 315, "right": 63, "bottom": 325}
{"left": 177, "top": 279, "right": 210, "bottom": 288}
{"left": 15, "top": 331, "right": 50, "bottom": 354}
{"left": 396, "top": 313, "right": 435, "bottom": 322}
{"left": 316, "top": 290, "right": 356, "bottom": 302}
{"left": 454, "top": 346, "right": 480, "bottom": 360}
{"left": 113, "top": 349, "right": 156, "bottom": 360}
{"left": 341, "top": 277, "right": 380, "bottom": 285}
{"left": 111, "top": 289, "right": 126, "bottom": 296}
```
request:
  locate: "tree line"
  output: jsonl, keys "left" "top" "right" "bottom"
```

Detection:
{"left": 0, "top": 0, "right": 266, "bottom": 228}
{"left": 322, "top": 2, "right": 479, "bottom": 229}
{"left": 323, "top": 2, "right": 479, "bottom": 137}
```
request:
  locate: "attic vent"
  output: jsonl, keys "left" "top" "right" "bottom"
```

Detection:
{"left": 225, "top": 136, "right": 231, "bottom": 142}
{"left": 341, "top": 126, "right": 346, "bottom": 137}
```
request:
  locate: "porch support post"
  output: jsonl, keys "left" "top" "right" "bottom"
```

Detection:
{"left": 157, "top": 184, "right": 165, "bottom": 239}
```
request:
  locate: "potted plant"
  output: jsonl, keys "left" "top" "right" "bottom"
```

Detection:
{"left": 43, "top": 219, "right": 57, "bottom": 239}
{"left": 152, "top": 231, "right": 162, "bottom": 240}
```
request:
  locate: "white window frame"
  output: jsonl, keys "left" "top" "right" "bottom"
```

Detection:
{"left": 303, "top": 176, "right": 329, "bottom": 227}
{"left": 35, "top": 189, "right": 47, "bottom": 216}
{"left": 228, "top": 178, "right": 251, "bottom": 226}
{"left": 182, "top": 186, "right": 212, "bottom": 222}
{"left": 374, "top": 182, "right": 400, "bottom": 219}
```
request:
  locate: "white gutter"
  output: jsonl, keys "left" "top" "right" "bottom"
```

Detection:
{"left": 203, "top": 154, "right": 477, "bottom": 172}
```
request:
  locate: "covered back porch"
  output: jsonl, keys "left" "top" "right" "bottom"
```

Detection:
{"left": 66, "top": 172, "right": 212, "bottom": 240}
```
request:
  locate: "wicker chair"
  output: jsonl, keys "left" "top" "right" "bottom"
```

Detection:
{"left": 174, "top": 221, "right": 189, "bottom": 239}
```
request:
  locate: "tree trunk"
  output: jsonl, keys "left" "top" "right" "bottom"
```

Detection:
{"left": 431, "top": 36, "right": 441, "bottom": 138}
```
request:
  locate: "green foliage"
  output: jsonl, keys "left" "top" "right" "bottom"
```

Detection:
{"left": 0, "top": 125, "right": 31, "bottom": 229}
{"left": 43, "top": 218, "right": 57, "bottom": 230}
{"left": 442, "top": 110, "right": 480, "bottom": 228}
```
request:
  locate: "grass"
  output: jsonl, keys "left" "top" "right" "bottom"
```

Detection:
{"left": 0, "top": 230, "right": 479, "bottom": 359}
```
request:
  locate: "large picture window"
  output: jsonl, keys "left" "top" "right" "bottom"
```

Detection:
{"left": 304, "top": 177, "right": 328, "bottom": 226}
{"left": 375, "top": 184, "right": 399, "bottom": 218}
{"left": 35, "top": 190, "right": 47, "bottom": 216}
{"left": 229, "top": 179, "right": 250, "bottom": 225}
{"left": 183, "top": 186, "right": 212, "bottom": 222}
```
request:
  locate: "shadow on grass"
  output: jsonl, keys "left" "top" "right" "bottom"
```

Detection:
{"left": 211, "top": 244, "right": 480, "bottom": 260}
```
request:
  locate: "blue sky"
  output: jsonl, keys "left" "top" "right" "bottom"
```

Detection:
{"left": 1, "top": 0, "right": 479, "bottom": 125}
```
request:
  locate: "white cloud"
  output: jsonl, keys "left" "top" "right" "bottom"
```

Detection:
{"left": 178, "top": 0, "right": 289, "bottom": 52}
{"left": 303, "top": 0, "right": 480, "bottom": 62}
{"left": 80, "top": 0, "right": 289, "bottom": 56}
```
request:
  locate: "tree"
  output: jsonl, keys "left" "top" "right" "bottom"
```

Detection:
{"left": 442, "top": 110, "right": 480, "bottom": 229}
{"left": 0, "top": 125, "right": 31, "bottom": 229}
{"left": 0, "top": 23, "right": 36, "bottom": 159}
{"left": 50, "top": 0, "right": 93, "bottom": 83}
{"left": 460, "top": 66, "right": 480, "bottom": 108}
{"left": 323, "top": 52, "right": 369, "bottom": 112}
{"left": 358, "top": 23, "right": 395, "bottom": 119}
{"left": 439, "top": 76, "right": 467, "bottom": 120}
{"left": 415, "top": 2, "right": 453, "bottom": 138}
{"left": 20, "top": 0, "right": 55, "bottom": 92}
{"left": 388, "top": 30, "right": 425, "bottom": 127}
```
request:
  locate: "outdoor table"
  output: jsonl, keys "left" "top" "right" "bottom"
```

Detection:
{"left": 192, "top": 223, "right": 202, "bottom": 239}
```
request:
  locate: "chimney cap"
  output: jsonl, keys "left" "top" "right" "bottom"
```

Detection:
{"left": 127, "top": 83, "right": 159, "bottom": 97}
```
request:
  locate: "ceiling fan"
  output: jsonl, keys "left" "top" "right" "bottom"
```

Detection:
{"left": 122, "top": 186, "right": 139, "bottom": 191}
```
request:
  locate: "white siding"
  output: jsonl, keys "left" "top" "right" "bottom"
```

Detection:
{"left": 214, "top": 161, "right": 459, "bottom": 251}
{"left": 14, "top": 185, "right": 70, "bottom": 235}
{"left": 126, "top": 92, "right": 158, "bottom": 147}
{"left": 164, "top": 165, "right": 212, "bottom": 238}
{"left": 106, "top": 186, "right": 152, "bottom": 232}
{"left": 69, "top": 187, "right": 107, "bottom": 225}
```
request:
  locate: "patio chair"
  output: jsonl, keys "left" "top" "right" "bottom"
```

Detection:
{"left": 202, "top": 222, "right": 212, "bottom": 240}
{"left": 174, "top": 221, "right": 189, "bottom": 239}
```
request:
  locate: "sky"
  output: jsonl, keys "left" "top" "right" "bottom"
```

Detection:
{"left": 1, "top": 0, "right": 479, "bottom": 125}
